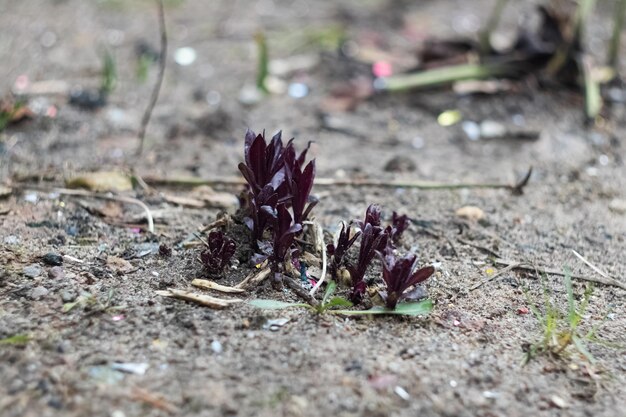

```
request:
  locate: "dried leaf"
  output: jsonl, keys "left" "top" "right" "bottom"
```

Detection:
{"left": 66, "top": 171, "right": 133, "bottom": 192}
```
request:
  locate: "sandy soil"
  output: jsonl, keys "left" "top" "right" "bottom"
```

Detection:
{"left": 1, "top": 1, "right": 625, "bottom": 416}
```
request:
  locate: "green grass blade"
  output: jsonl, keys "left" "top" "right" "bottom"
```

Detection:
{"left": 255, "top": 32, "right": 269, "bottom": 94}
{"left": 101, "top": 51, "right": 117, "bottom": 95}
{"left": 608, "top": 0, "right": 626, "bottom": 69}
{"left": 333, "top": 299, "right": 433, "bottom": 316}
{"left": 248, "top": 299, "right": 310, "bottom": 310}
{"left": 572, "top": 334, "right": 596, "bottom": 364}
{"left": 376, "top": 63, "right": 511, "bottom": 92}
{"left": 0, "top": 334, "right": 30, "bottom": 345}
{"left": 324, "top": 297, "right": 353, "bottom": 309}
{"left": 322, "top": 281, "right": 337, "bottom": 306}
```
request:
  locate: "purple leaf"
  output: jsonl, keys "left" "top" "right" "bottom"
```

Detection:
{"left": 378, "top": 252, "right": 434, "bottom": 309}
{"left": 200, "top": 230, "right": 236, "bottom": 277}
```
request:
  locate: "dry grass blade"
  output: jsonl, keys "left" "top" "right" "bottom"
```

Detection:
{"left": 130, "top": 387, "right": 180, "bottom": 414}
{"left": 304, "top": 220, "right": 327, "bottom": 296}
{"left": 469, "top": 262, "right": 521, "bottom": 291}
{"left": 192, "top": 279, "right": 246, "bottom": 293}
{"left": 571, "top": 249, "right": 615, "bottom": 280}
{"left": 156, "top": 289, "right": 242, "bottom": 308}
{"left": 494, "top": 259, "right": 626, "bottom": 290}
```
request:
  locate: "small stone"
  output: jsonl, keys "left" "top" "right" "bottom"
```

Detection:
{"left": 30, "top": 286, "right": 49, "bottom": 300}
{"left": 480, "top": 120, "right": 506, "bottom": 138}
{"left": 42, "top": 252, "right": 63, "bottom": 266}
{"left": 48, "top": 266, "right": 65, "bottom": 279}
{"left": 462, "top": 121, "right": 480, "bottom": 141}
{"left": 608, "top": 198, "right": 626, "bottom": 214}
{"left": 211, "top": 340, "right": 223, "bottom": 354}
{"left": 23, "top": 264, "right": 43, "bottom": 278}
{"left": 384, "top": 155, "right": 416, "bottom": 172}
{"left": 550, "top": 395, "right": 568, "bottom": 409}
{"left": 456, "top": 206, "right": 485, "bottom": 222}
{"left": 238, "top": 85, "right": 263, "bottom": 106}
{"left": 61, "top": 290, "right": 77, "bottom": 303}
{"left": 4, "top": 235, "right": 19, "bottom": 245}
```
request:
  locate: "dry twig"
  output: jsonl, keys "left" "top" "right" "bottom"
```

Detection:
{"left": 156, "top": 289, "right": 242, "bottom": 308}
{"left": 192, "top": 279, "right": 246, "bottom": 294}
{"left": 136, "top": 0, "right": 167, "bottom": 156}
{"left": 235, "top": 267, "right": 271, "bottom": 290}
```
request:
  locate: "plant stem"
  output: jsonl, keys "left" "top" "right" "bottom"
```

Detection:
{"left": 375, "top": 63, "right": 512, "bottom": 92}
{"left": 479, "top": 0, "right": 509, "bottom": 54}
{"left": 580, "top": 55, "right": 602, "bottom": 120}
{"left": 136, "top": 0, "right": 167, "bottom": 156}
{"left": 608, "top": 0, "right": 626, "bottom": 70}
{"left": 138, "top": 168, "right": 531, "bottom": 193}
{"left": 255, "top": 32, "right": 269, "bottom": 93}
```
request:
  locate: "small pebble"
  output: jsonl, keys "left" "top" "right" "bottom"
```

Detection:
{"left": 23, "top": 264, "right": 43, "bottom": 278}
{"left": 174, "top": 47, "right": 197, "bottom": 66}
{"left": 287, "top": 82, "right": 309, "bottom": 98}
{"left": 42, "top": 252, "right": 63, "bottom": 266}
{"left": 456, "top": 206, "right": 485, "bottom": 222}
{"left": 550, "top": 395, "right": 568, "bottom": 409}
{"left": 609, "top": 198, "right": 626, "bottom": 215}
{"left": 30, "top": 286, "right": 49, "bottom": 300}
{"left": 394, "top": 386, "right": 410, "bottom": 401}
{"left": 61, "top": 290, "right": 77, "bottom": 303}
{"left": 48, "top": 266, "right": 65, "bottom": 280}
{"left": 211, "top": 340, "right": 223, "bottom": 354}
{"left": 384, "top": 155, "right": 416, "bottom": 172}
{"left": 4, "top": 235, "right": 19, "bottom": 245}
{"left": 462, "top": 121, "right": 480, "bottom": 141}
{"left": 480, "top": 120, "right": 506, "bottom": 138}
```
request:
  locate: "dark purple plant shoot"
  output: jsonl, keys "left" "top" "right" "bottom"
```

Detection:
{"left": 245, "top": 184, "right": 278, "bottom": 243}
{"left": 355, "top": 204, "right": 382, "bottom": 229}
{"left": 389, "top": 211, "right": 410, "bottom": 243}
{"left": 265, "top": 204, "right": 302, "bottom": 282}
{"left": 239, "top": 129, "right": 288, "bottom": 196}
{"left": 238, "top": 129, "right": 316, "bottom": 244}
{"left": 284, "top": 148, "right": 317, "bottom": 224}
{"left": 348, "top": 206, "right": 389, "bottom": 303}
{"left": 200, "top": 230, "right": 236, "bottom": 277}
{"left": 327, "top": 221, "right": 360, "bottom": 280}
{"left": 378, "top": 252, "right": 434, "bottom": 309}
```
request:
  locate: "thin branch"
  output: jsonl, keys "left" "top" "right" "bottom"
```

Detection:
{"left": 136, "top": 0, "right": 167, "bottom": 156}
{"left": 139, "top": 167, "right": 532, "bottom": 193}
{"left": 284, "top": 276, "right": 319, "bottom": 307}
{"left": 470, "top": 262, "right": 521, "bottom": 291}
{"left": 15, "top": 168, "right": 533, "bottom": 194}
{"left": 493, "top": 259, "right": 626, "bottom": 290}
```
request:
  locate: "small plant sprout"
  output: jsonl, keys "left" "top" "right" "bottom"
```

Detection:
{"left": 267, "top": 204, "right": 302, "bottom": 281}
{"left": 348, "top": 205, "right": 388, "bottom": 303}
{"left": 238, "top": 129, "right": 316, "bottom": 244}
{"left": 378, "top": 252, "right": 435, "bottom": 309}
{"left": 327, "top": 221, "right": 361, "bottom": 281}
{"left": 200, "top": 230, "right": 236, "bottom": 277}
{"left": 284, "top": 145, "right": 317, "bottom": 224}
{"left": 523, "top": 270, "right": 609, "bottom": 365}
{"left": 389, "top": 211, "right": 410, "bottom": 243}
